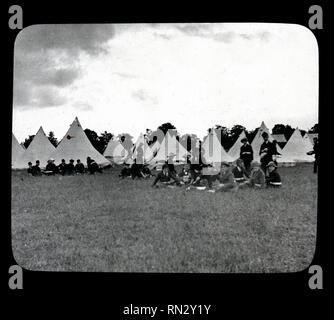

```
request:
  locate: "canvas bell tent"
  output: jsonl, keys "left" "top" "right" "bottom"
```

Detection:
{"left": 277, "top": 128, "right": 314, "bottom": 164}
{"left": 251, "top": 121, "right": 283, "bottom": 163}
{"left": 149, "top": 131, "right": 189, "bottom": 165}
{"left": 103, "top": 139, "right": 129, "bottom": 164}
{"left": 131, "top": 133, "right": 154, "bottom": 164}
{"left": 50, "top": 117, "right": 110, "bottom": 167}
{"left": 14, "top": 127, "right": 56, "bottom": 169}
{"left": 201, "top": 129, "right": 233, "bottom": 164}
{"left": 12, "top": 133, "right": 25, "bottom": 168}
{"left": 227, "top": 130, "right": 247, "bottom": 162}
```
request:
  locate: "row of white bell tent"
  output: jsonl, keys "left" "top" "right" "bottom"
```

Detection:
{"left": 12, "top": 118, "right": 317, "bottom": 169}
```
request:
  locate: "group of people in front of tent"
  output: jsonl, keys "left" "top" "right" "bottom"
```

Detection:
{"left": 25, "top": 131, "right": 319, "bottom": 191}
{"left": 151, "top": 131, "right": 283, "bottom": 191}
{"left": 27, "top": 157, "right": 102, "bottom": 176}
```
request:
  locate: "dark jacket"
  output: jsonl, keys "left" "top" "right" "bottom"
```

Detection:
{"left": 259, "top": 141, "right": 276, "bottom": 165}
{"left": 46, "top": 162, "right": 58, "bottom": 173}
{"left": 240, "top": 143, "right": 253, "bottom": 163}
{"left": 232, "top": 166, "right": 248, "bottom": 181}
{"left": 31, "top": 165, "right": 41, "bottom": 176}
{"left": 266, "top": 169, "right": 282, "bottom": 186}
{"left": 152, "top": 170, "right": 179, "bottom": 186}
{"left": 75, "top": 163, "right": 85, "bottom": 174}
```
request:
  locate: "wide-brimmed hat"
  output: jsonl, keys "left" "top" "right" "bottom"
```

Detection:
{"left": 266, "top": 161, "right": 277, "bottom": 168}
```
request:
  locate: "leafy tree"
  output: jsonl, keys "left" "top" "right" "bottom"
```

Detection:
{"left": 48, "top": 131, "right": 58, "bottom": 147}
{"left": 158, "top": 122, "right": 176, "bottom": 135}
{"left": 284, "top": 125, "right": 294, "bottom": 141}
{"left": 272, "top": 124, "right": 294, "bottom": 141}
{"left": 99, "top": 131, "right": 113, "bottom": 152}
{"left": 272, "top": 124, "right": 286, "bottom": 135}
{"left": 309, "top": 123, "right": 319, "bottom": 133}
{"left": 23, "top": 135, "right": 35, "bottom": 149}
{"left": 214, "top": 125, "right": 231, "bottom": 149}
{"left": 84, "top": 128, "right": 104, "bottom": 153}
{"left": 230, "top": 124, "right": 247, "bottom": 145}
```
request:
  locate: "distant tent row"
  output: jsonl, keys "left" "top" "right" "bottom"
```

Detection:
{"left": 12, "top": 118, "right": 317, "bottom": 169}
{"left": 227, "top": 122, "right": 315, "bottom": 165}
{"left": 12, "top": 117, "right": 110, "bottom": 169}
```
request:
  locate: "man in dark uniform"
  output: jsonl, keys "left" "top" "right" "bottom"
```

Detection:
{"left": 65, "top": 159, "right": 75, "bottom": 175}
{"left": 45, "top": 158, "right": 58, "bottom": 175}
{"left": 27, "top": 162, "right": 33, "bottom": 175}
{"left": 58, "top": 159, "right": 67, "bottom": 175}
{"left": 166, "top": 154, "right": 177, "bottom": 175}
{"left": 307, "top": 137, "right": 319, "bottom": 173}
{"left": 232, "top": 158, "right": 249, "bottom": 183}
{"left": 130, "top": 158, "right": 144, "bottom": 179}
{"left": 152, "top": 164, "right": 180, "bottom": 187}
{"left": 265, "top": 161, "right": 282, "bottom": 188}
{"left": 259, "top": 132, "right": 276, "bottom": 175}
{"left": 87, "top": 157, "right": 102, "bottom": 174}
{"left": 75, "top": 159, "right": 85, "bottom": 174}
{"left": 239, "top": 137, "right": 253, "bottom": 175}
{"left": 209, "top": 162, "right": 237, "bottom": 192}
{"left": 31, "top": 160, "right": 42, "bottom": 176}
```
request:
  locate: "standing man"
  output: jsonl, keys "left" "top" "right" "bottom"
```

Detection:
{"left": 307, "top": 137, "right": 319, "bottom": 173}
{"left": 259, "top": 132, "right": 276, "bottom": 175}
{"left": 239, "top": 137, "right": 253, "bottom": 175}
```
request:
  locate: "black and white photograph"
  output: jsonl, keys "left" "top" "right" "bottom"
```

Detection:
{"left": 11, "top": 23, "right": 318, "bottom": 273}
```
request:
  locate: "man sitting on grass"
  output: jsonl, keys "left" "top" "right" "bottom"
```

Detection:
{"left": 119, "top": 163, "right": 132, "bottom": 178}
{"left": 27, "top": 162, "right": 33, "bottom": 175}
{"left": 58, "top": 159, "right": 67, "bottom": 175}
{"left": 65, "top": 159, "right": 75, "bottom": 175}
{"left": 75, "top": 159, "right": 85, "bottom": 174}
{"left": 232, "top": 158, "right": 249, "bottom": 183}
{"left": 87, "top": 157, "right": 102, "bottom": 174}
{"left": 239, "top": 161, "right": 266, "bottom": 189}
{"left": 152, "top": 164, "right": 180, "bottom": 188}
{"left": 31, "top": 160, "right": 42, "bottom": 176}
{"left": 192, "top": 163, "right": 220, "bottom": 189}
{"left": 207, "top": 162, "right": 237, "bottom": 193}
{"left": 179, "top": 163, "right": 195, "bottom": 186}
{"left": 45, "top": 158, "right": 58, "bottom": 175}
{"left": 265, "top": 161, "right": 282, "bottom": 188}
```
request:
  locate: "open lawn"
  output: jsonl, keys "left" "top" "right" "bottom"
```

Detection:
{"left": 11, "top": 164, "right": 317, "bottom": 273}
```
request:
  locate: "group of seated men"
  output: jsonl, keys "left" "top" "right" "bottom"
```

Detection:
{"left": 151, "top": 158, "right": 282, "bottom": 191}
{"left": 27, "top": 157, "right": 102, "bottom": 176}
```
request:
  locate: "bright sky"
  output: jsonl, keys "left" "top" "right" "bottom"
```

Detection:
{"left": 12, "top": 23, "right": 318, "bottom": 143}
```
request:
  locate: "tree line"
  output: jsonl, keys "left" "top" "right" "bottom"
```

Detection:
{"left": 22, "top": 123, "right": 319, "bottom": 154}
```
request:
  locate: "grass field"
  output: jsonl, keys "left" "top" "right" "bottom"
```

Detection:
{"left": 11, "top": 163, "right": 317, "bottom": 273}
